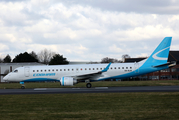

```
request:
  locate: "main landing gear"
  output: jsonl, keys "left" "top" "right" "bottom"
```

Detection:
{"left": 86, "top": 83, "right": 92, "bottom": 88}
{"left": 20, "top": 82, "right": 25, "bottom": 89}
{"left": 85, "top": 80, "right": 92, "bottom": 88}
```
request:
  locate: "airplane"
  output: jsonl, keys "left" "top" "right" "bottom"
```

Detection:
{"left": 3, "top": 37, "right": 175, "bottom": 89}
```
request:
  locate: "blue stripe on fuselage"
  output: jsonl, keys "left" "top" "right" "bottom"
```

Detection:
{"left": 22, "top": 78, "right": 59, "bottom": 82}
{"left": 98, "top": 65, "right": 169, "bottom": 81}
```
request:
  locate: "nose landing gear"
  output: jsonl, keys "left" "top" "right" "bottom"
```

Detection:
{"left": 21, "top": 85, "right": 25, "bottom": 89}
{"left": 20, "top": 82, "right": 25, "bottom": 89}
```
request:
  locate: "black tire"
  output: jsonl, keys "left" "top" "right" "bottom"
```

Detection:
{"left": 86, "top": 83, "right": 92, "bottom": 88}
{"left": 21, "top": 86, "right": 25, "bottom": 89}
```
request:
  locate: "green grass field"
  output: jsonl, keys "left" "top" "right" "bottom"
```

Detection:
{"left": 0, "top": 80, "right": 179, "bottom": 119}
{"left": 0, "top": 92, "right": 179, "bottom": 120}
{"left": 0, "top": 80, "right": 179, "bottom": 89}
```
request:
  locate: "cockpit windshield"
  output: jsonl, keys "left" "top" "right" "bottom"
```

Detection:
{"left": 14, "top": 70, "right": 18, "bottom": 73}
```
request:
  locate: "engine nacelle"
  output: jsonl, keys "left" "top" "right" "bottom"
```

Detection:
{"left": 60, "top": 77, "right": 77, "bottom": 86}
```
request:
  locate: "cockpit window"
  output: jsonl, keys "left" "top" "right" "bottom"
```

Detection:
{"left": 14, "top": 70, "right": 18, "bottom": 73}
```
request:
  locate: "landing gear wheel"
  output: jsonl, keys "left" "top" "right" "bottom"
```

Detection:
{"left": 86, "top": 83, "right": 92, "bottom": 88}
{"left": 21, "top": 86, "right": 25, "bottom": 89}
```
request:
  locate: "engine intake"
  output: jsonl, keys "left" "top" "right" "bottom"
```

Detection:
{"left": 60, "top": 77, "right": 77, "bottom": 86}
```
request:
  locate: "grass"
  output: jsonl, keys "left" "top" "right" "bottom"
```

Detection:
{"left": 0, "top": 81, "right": 179, "bottom": 119}
{"left": 0, "top": 92, "right": 179, "bottom": 120}
{"left": 0, "top": 80, "right": 179, "bottom": 89}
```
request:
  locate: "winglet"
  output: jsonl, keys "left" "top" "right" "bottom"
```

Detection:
{"left": 101, "top": 62, "right": 111, "bottom": 72}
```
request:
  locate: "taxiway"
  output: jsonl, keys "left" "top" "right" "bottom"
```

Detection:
{"left": 0, "top": 86, "right": 179, "bottom": 95}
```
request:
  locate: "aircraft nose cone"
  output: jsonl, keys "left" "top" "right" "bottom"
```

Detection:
{"left": 3, "top": 75, "right": 9, "bottom": 81}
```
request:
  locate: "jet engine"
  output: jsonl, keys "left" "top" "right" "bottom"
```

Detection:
{"left": 60, "top": 77, "right": 77, "bottom": 86}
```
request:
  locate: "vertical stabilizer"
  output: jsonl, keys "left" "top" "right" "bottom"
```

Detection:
{"left": 143, "top": 37, "right": 172, "bottom": 66}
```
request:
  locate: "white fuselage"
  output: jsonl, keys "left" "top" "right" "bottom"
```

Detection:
{"left": 4, "top": 62, "right": 141, "bottom": 82}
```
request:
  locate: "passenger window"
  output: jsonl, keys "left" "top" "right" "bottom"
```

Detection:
{"left": 72, "top": 69, "right": 74, "bottom": 71}
{"left": 118, "top": 67, "right": 120, "bottom": 69}
{"left": 60, "top": 69, "right": 62, "bottom": 71}
{"left": 100, "top": 68, "right": 102, "bottom": 70}
{"left": 45, "top": 70, "right": 46, "bottom": 72}
{"left": 89, "top": 68, "right": 91, "bottom": 70}
{"left": 130, "top": 67, "right": 132, "bottom": 69}
{"left": 33, "top": 70, "right": 35, "bottom": 72}
{"left": 37, "top": 70, "right": 39, "bottom": 72}
{"left": 41, "top": 70, "right": 43, "bottom": 72}
{"left": 52, "top": 69, "right": 54, "bottom": 71}
{"left": 93, "top": 68, "right": 95, "bottom": 70}
{"left": 111, "top": 67, "right": 112, "bottom": 69}
{"left": 68, "top": 69, "right": 70, "bottom": 71}
{"left": 122, "top": 67, "right": 124, "bottom": 69}
{"left": 49, "top": 70, "right": 50, "bottom": 72}
{"left": 126, "top": 67, "right": 128, "bottom": 69}
{"left": 56, "top": 69, "right": 58, "bottom": 71}
{"left": 64, "top": 69, "right": 66, "bottom": 71}
{"left": 114, "top": 67, "right": 116, "bottom": 69}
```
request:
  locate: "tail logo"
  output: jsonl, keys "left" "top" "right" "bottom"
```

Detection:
{"left": 152, "top": 47, "right": 170, "bottom": 60}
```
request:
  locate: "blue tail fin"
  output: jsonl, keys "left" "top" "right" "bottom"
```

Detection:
{"left": 143, "top": 37, "right": 172, "bottom": 66}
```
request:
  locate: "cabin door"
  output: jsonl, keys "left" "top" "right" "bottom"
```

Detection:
{"left": 24, "top": 67, "right": 30, "bottom": 77}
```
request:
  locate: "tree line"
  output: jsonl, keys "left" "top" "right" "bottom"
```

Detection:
{"left": 0, "top": 49, "right": 69, "bottom": 65}
{"left": 101, "top": 54, "right": 131, "bottom": 63}
{"left": 0, "top": 49, "right": 131, "bottom": 65}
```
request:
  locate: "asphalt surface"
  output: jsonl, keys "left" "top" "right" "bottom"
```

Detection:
{"left": 0, "top": 86, "right": 179, "bottom": 95}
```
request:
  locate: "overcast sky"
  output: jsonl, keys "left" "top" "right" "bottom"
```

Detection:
{"left": 0, "top": 0, "right": 179, "bottom": 61}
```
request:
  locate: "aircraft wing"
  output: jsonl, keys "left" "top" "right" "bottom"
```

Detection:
{"left": 73, "top": 62, "right": 111, "bottom": 80}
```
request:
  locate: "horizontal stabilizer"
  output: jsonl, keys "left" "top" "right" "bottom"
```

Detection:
{"left": 153, "top": 62, "right": 176, "bottom": 68}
